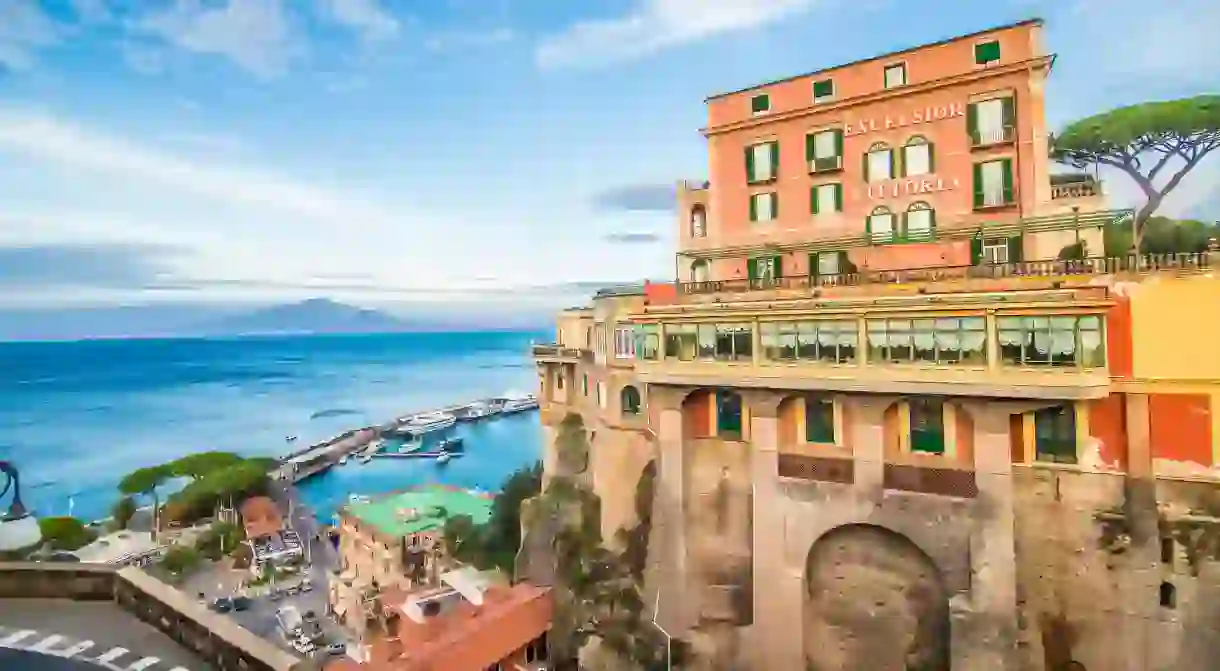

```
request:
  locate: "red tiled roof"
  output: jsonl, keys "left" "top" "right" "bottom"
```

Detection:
{"left": 240, "top": 496, "right": 282, "bottom": 539}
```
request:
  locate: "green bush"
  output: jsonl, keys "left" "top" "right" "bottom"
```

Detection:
{"left": 161, "top": 545, "right": 200, "bottom": 575}
{"left": 38, "top": 516, "right": 96, "bottom": 551}
{"left": 111, "top": 496, "right": 138, "bottom": 530}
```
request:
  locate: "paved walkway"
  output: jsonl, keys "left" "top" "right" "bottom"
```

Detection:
{"left": 0, "top": 601, "right": 198, "bottom": 671}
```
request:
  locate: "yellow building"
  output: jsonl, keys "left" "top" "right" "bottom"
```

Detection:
{"left": 533, "top": 20, "right": 1220, "bottom": 671}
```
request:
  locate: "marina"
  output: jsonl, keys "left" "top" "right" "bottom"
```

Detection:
{"left": 274, "top": 393, "right": 538, "bottom": 484}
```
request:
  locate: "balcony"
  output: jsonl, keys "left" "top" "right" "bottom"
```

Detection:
{"left": 1051, "top": 174, "right": 1103, "bottom": 200}
{"left": 970, "top": 125, "right": 1016, "bottom": 148}
{"left": 809, "top": 155, "right": 844, "bottom": 173}
{"left": 532, "top": 344, "right": 592, "bottom": 364}
{"left": 676, "top": 252, "right": 1212, "bottom": 297}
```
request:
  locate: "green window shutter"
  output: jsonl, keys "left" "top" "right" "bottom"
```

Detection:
{"left": 926, "top": 142, "right": 936, "bottom": 173}
{"left": 837, "top": 250, "right": 850, "bottom": 273}
{"left": 751, "top": 94, "right": 769, "bottom": 113}
{"left": 770, "top": 141, "right": 780, "bottom": 179}
{"left": 975, "top": 41, "right": 1000, "bottom": 64}
{"left": 748, "top": 194, "right": 757, "bottom": 221}
{"left": 833, "top": 129, "right": 844, "bottom": 158}
{"left": 745, "top": 146, "right": 755, "bottom": 183}
{"left": 805, "top": 134, "right": 816, "bottom": 164}
{"left": 834, "top": 183, "right": 843, "bottom": 212}
{"left": 1007, "top": 235, "right": 1024, "bottom": 262}
{"left": 808, "top": 253, "right": 819, "bottom": 279}
{"left": 771, "top": 192, "right": 779, "bottom": 219}
{"left": 1001, "top": 158, "right": 1015, "bottom": 204}
{"left": 865, "top": 215, "right": 872, "bottom": 238}
{"left": 970, "top": 236, "right": 984, "bottom": 265}
{"left": 928, "top": 209, "right": 937, "bottom": 238}
{"left": 813, "top": 79, "right": 833, "bottom": 99}
{"left": 773, "top": 255, "right": 783, "bottom": 278}
{"left": 972, "top": 163, "right": 984, "bottom": 208}
{"left": 810, "top": 186, "right": 819, "bottom": 215}
{"left": 1001, "top": 97, "right": 1016, "bottom": 132}
{"left": 966, "top": 103, "right": 978, "bottom": 144}
{"left": 747, "top": 257, "right": 758, "bottom": 280}
{"left": 896, "top": 147, "right": 905, "bottom": 178}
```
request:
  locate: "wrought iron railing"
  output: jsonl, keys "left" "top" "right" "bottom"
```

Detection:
{"left": 1051, "top": 181, "right": 1101, "bottom": 199}
{"left": 531, "top": 344, "right": 593, "bottom": 360}
{"left": 970, "top": 125, "right": 1016, "bottom": 147}
{"left": 678, "top": 252, "right": 1212, "bottom": 296}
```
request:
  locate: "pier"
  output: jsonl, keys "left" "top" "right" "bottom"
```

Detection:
{"left": 272, "top": 394, "right": 537, "bottom": 484}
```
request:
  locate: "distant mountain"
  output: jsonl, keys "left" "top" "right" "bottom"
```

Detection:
{"left": 196, "top": 298, "right": 408, "bottom": 335}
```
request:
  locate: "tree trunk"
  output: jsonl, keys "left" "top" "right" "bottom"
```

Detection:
{"left": 1132, "top": 194, "right": 1165, "bottom": 256}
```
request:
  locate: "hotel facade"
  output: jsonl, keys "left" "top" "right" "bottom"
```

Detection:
{"left": 533, "top": 19, "right": 1220, "bottom": 671}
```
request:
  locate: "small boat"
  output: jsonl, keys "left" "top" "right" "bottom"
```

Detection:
{"left": 358, "top": 453, "right": 373, "bottom": 464}
{"left": 500, "top": 392, "right": 539, "bottom": 413}
{"left": 436, "top": 453, "right": 453, "bottom": 465}
{"left": 286, "top": 435, "right": 298, "bottom": 443}
{"left": 349, "top": 494, "right": 371, "bottom": 504}
{"left": 463, "top": 401, "right": 495, "bottom": 419}
{"left": 438, "top": 437, "right": 464, "bottom": 453}
{"left": 338, "top": 455, "right": 349, "bottom": 465}
{"left": 399, "top": 411, "right": 457, "bottom": 434}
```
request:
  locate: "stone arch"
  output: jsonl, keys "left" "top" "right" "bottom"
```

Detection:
{"left": 804, "top": 523, "right": 950, "bottom": 671}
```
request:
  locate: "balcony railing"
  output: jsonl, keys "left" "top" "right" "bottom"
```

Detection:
{"left": 532, "top": 344, "right": 592, "bottom": 361}
{"left": 970, "top": 125, "right": 1016, "bottom": 148}
{"left": 1051, "top": 180, "right": 1101, "bottom": 199}
{"left": 809, "top": 156, "right": 844, "bottom": 173}
{"left": 677, "top": 253, "right": 1212, "bottom": 295}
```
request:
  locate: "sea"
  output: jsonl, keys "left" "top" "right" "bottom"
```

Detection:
{"left": 0, "top": 331, "right": 546, "bottom": 525}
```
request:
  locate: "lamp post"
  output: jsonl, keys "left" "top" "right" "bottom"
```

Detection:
{"left": 0, "top": 460, "right": 43, "bottom": 553}
{"left": 652, "top": 589, "right": 673, "bottom": 671}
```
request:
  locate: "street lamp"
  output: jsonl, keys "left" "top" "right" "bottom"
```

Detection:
{"left": 0, "top": 460, "right": 42, "bottom": 552}
{"left": 652, "top": 589, "right": 673, "bottom": 671}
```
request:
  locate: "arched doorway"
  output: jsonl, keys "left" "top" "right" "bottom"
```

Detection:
{"left": 804, "top": 524, "right": 950, "bottom": 671}
{"left": 690, "top": 205, "right": 707, "bottom": 237}
{"left": 690, "top": 259, "right": 710, "bottom": 283}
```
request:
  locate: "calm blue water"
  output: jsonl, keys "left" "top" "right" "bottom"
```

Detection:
{"left": 0, "top": 332, "right": 546, "bottom": 523}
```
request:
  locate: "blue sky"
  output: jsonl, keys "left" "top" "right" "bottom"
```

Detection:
{"left": 0, "top": 0, "right": 1217, "bottom": 316}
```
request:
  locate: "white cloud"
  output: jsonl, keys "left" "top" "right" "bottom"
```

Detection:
{"left": 315, "top": 0, "right": 401, "bottom": 43}
{"left": 424, "top": 27, "right": 514, "bottom": 52}
{"left": 536, "top": 0, "right": 820, "bottom": 69}
{"left": 0, "top": 0, "right": 62, "bottom": 71}
{"left": 136, "top": 0, "right": 301, "bottom": 78}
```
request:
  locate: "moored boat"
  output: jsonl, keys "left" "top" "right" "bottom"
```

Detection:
{"left": 399, "top": 411, "right": 457, "bottom": 434}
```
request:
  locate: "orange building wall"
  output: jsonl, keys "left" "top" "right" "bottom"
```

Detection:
{"left": 684, "top": 391, "right": 713, "bottom": 439}
{"left": 1089, "top": 394, "right": 1128, "bottom": 470}
{"left": 1148, "top": 394, "right": 1213, "bottom": 467}
{"left": 953, "top": 402, "right": 975, "bottom": 465}
{"left": 1106, "top": 297, "right": 1134, "bottom": 379}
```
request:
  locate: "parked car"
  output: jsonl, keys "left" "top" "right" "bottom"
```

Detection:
{"left": 210, "top": 597, "right": 233, "bottom": 613}
{"left": 299, "top": 578, "right": 313, "bottom": 592}
{"left": 232, "top": 596, "right": 252, "bottom": 611}
{"left": 323, "top": 642, "right": 346, "bottom": 656}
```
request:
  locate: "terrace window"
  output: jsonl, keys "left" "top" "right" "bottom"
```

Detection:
{"left": 864, "top": 142, "right": 895, "bottom": 183}
{"left": 903, "top": 202, "right": 935, "bottom": 241}
{"left": 968, "top": 97, "right": 1015, "bottom": 147}
{"left": 867, "top": 206, "right": 896, "bottom": 243}
{"left": 750, "top": 93, "right": 770, "bottom": 115}
{"left": 711, "top": 323, "right": 753, "bottom": 361}
{"left": 812, "top": 78, "right": 835, "bottom": 103}
{"left": 806, "top": 129, "right": 844, "bottom": 173}
{"left": 902, "top": 135, "right": 933, "bottom": 176}
{"left": 997, "top": 315, "right": 1105, "bottom": 368}
{"left": 978, "top": 237, "right": 1020, "bottom": 265}
{"left": 760, "top": 320, "right": 857, "bottom": 364}
{"left": 749, "top": 192, "right": 778, "bottom": 222}
{"left": 867, "top": 317, "right": 987, "bottom": 365}
{"left": 909, "top": 397, "right": 946, "bottom": 454}
{"left": 614, "top": 326, "right": 635, "bottom": 359}
{"left": 633, "top": 324, "right": 659, "bottom": 360}
{"left": 1034, "top": 405, "right": 1077, "bottom": 464}
{"left": 974, "top": 40, "right": 1001, "bottom": 65}
{"left": 805, "top": 395, "right": 836, "bottom": 443}
{"left": 811, "top": 250, "right": 849, "bottom": 281}
{"left": 620, "top": 385, "right": 642, "bottom": 416}
{"left": 746, "top": 141, "right": 779, "bottom": 183}
{"left": 810, "top": 182, "right": 843, "bottom": 215}
{"left": 664, "top": 324, "right": 698, "bottom": 361}
{"left": 973, "top": 158, "right": 1014, "bottom": 208}
{"left": 747, "top": 255, "right": 782, "bottom": 288}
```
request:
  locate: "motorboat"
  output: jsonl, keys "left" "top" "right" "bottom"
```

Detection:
{"left": 349, "top": 494, "right": 371, "bottom": 505}
{"left": 358, "top": 453, "right": 373, "bottom": 464}
{"left": 499, "top": 392, "right": 539, "bottom": 413}
{"left": 338, "top": 455, "right": 349, "bottom": 465}
{"left": 438, "top": 437, "right": 464, "bottom": 453}
{"left": 463, "top": 401, "right": 495, "bottom": 419}
{"left": 436, "top": 452, "right": 453, "bottom": 465}
{"left": 399, "top": 411, "right": 457, "bottom": 434}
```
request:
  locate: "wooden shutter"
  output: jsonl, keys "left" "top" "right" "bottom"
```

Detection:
{"left": 966, "top": 102, "right": 978, "bottom": 144}
{"left": 810, "top": 186, "right": 819, "bottom": 215}
{"left": 769, "top": 141, "right": 779, "bottom": 179}
{"left": 972, "top": 163, "right": 984, "bottom": 208}
{"left": 770, "top": 192, "right": 779, "bottom": 219}
{"left": 1001, "top": 97, "right": 1016, "bottom": 137}
{"left": 833, "top": 129, "right": 844, "bottom": 163}
{"left": 862, "top": 152, "right": 870, "bottom": 182}
{"left": 1001, "top": 159, "right": 1015, "bottom": 204}
{"left": 745, "top": 146, "right": 755, "bottom": 183}
{"left": 1007, "top": 235, "right": 1024, "bottom": 263}
{"left": 926, "top": 142, "right": 936, "bottom": 173}
{"left": 834, "top": 183, "right": 843, "bottom": 212}
{"left": 773, "top": 255, "right": 783, "bottom": 278}
{"left": 747, "top": 257, "right": 758, "bottom": 281}
{"left": 748, "top": 193, "right": 758, "bottom": 221}
{"left": 805, "top": 134, "right": 816, "bottom": 165}
{"left": 970, "top": 236, "right": 984, "bottom": 265}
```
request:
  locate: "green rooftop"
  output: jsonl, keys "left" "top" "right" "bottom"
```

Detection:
{"left": 346, "top": 485, "right": 494, "bottom": 537}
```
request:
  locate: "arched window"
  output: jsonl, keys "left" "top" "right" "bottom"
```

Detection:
{"left": 904, "top": 201, "right": 936, "bottom": 241}
{"left": 865, "top": 141, "right": 894, "bottom": 183}
{"left": 716, "top": 390, "right": 744, "bottom": 439}
{"left": 867, "top": 206, "right": 895, "bottom": 243}
{"left": 902, "top": 135, "right": 934, "bottom": 177}
{"left": 690, "top": 205, "right": 707, "bottom": 238}
{"left": 689, "top": 259, "right": 710, "bottom": 283}
{"left": 620, "top": 385, "right": 642, "bottom": 415}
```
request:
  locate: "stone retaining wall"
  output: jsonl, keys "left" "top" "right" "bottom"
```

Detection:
{"left": 0, "top": 562, "right": 315, "bottom": 671}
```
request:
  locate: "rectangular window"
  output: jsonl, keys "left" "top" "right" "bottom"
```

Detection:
{"left": 868, "top": 211, "right": 895, "bottom": 243}
{"left": 760, "top": 320, "right": 857, "bottom": 364}
{"left": 902, "top": 142, "right": 932, "bottom": 176}
{"left": 811, "top": 183, "right": 842, "bottom": 215}
{"left": 807, "top": 129, "right": 844, "bottom": 172}
{"left": 904, "top": 207, "right": 935, "bottom": 241}
{"left": 997, "top": 315, "right": 1106, "bottom": 368}
{"left": 712, "top": 323, "right": 752, "bottom": 361}
{"left": 974, "top": 40, "right": 1001, "bottom": 65}
{"left": 748, "top": 256, "right": 782, "bottom": 288}
{"left": 867, "top": 147, "right": 894, "bottom": 183}
{"left": 750, "top": 94, "right": 770, "bottom": 114}
{"left": 664, "top": 324, "right": 698, "bottom": 361}
{"left": 749, "top": 192, "right": 778, "bottom": 222}
{"left": 805, "top": 396, "right": 836, "bottom": 443}
{"left": 815, "top": 251, "right": 841, "bottom": 277}
{"left": 983, "top": 238, "right": 1010, "bottom": 264}
{"left": 633, "top": 325, "right": 659, "bottom": 360}
{"left": 1034, "top": 405, "right": 1078, "bottom": 464}
{"left": 812, "top": 79, "right": 835, "bottom": 103}
{"left": 867, "top": 317, "right": 987, "bottom": 365}
{"left": 746, "top": 141, "right": 778, "bottom": 183}
{"left": 909, "top": 398, "right": 945, "bottom": 454}
{"left": 975, "top": 159, "right": 1013, "bottom": 208}
{"left": 613, "top": 326, "right": 634, "bottom": 359}
{"left": 883, "top": 63, "right": 907, "bottom": 89}
{"left": 970, "top": 97, "right": 1013, "bottom": 146}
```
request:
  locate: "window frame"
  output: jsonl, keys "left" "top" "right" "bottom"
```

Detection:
{"left": 902, "top": 201, "right": 936, "bottom": 242}
{"left": 997, "top": 314, "right": 1106, "bottom": 369}
{"left": 805, "top": 395, "right": 836, "bottom": 444}
{"left": 633, "top": 325, "right": 660, "bottom": 360}
{"left": 901, "top": 135, "right": 934, "bottom": 177}
{"left": 1033, "top": 405, "right": 1078, "bottom": 464}
{"left": 974, "top": 40, "right": 1001, "bottom": 65}
{"left": 749, "top": 191, "right": 779, "bottom": 222}
{"left": 982, "top": 238, "right": 1010, "bottom": 264}
{"left": 810, "top": 182, "right": 843, "bottom": 215}
{"left": 908, "top": 397, "right": 946, "bottom": 455}
{"left": 812, "top": 78, "right": 835, "bottom": 103}
{"left": 864, "top": 141, "right": 895, "bottom": 183}
{"left": 867, "top": 316, "right": 987, "bottom": 365}
{"left": 750, "top": 93, "right": 771, "bottom": 115}
{"left": 620, "top": 385, "right": 642, "bottom": 416}
{"left": 689, "top": 205, "right": 707, "bottom": 238}
{"left": 867, "top": 206, "right": 896, "bottom": 243}
{"left": 759, "top": 319, "right": 857, "bottom": 364}
{"left": 883, "top": 62, "right": 907, "bottom": 89}
{"left": 613, "top": 326, "right": 635, "bottom": 359}
{"left": 973, "top": 158, "right": 1015, "bottom": 208}
{"left": 745, "top": 140, "right": 780, "bottom": 184}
